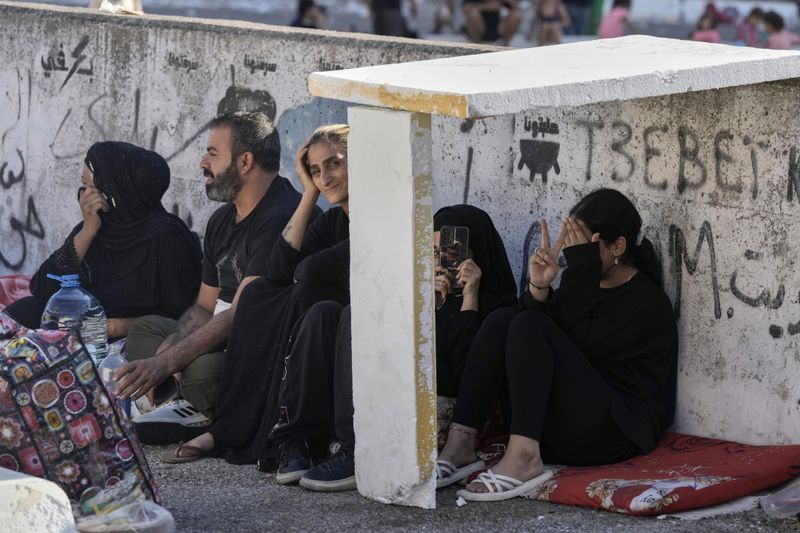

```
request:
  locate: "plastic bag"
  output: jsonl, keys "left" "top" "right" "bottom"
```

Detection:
{"left": 77, "top": 500, "right": 175, "bottom": 533}
{"left": 761, "top": 478, "right": 800, "bottom": 519}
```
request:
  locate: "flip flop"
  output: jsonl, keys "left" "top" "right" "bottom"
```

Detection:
{"left": 435, "top": 459, "right": 486, "bottom": 489}
{"left": 456, "top": 469, "right": 554, "bottom": 502}
{"left": 161, "top": 441, "right": 217, "bottom": 464}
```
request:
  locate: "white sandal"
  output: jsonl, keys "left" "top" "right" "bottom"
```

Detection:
{"left": 456, "top": 468, "right": 553, "bottom": 502}
{"left": 435, "top": 459, "right": 486, "bottom": 489}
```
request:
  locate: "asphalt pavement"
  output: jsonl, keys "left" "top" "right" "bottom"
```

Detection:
{"left": 145, "top": 445, "right": 799, "bottom": 532}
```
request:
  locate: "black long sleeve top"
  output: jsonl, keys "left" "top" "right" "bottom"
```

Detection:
{"left": 266, "top": 207, "right": 350, "bottom": 292}
{"left": 436, "top": 290, "right": 512, "bottom": 398}
{"left": 521, "top": 242, "right": 678, "bottom": 453}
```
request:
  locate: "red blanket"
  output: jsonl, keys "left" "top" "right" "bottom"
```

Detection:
{"left": 0, "top": 275, "right": 31, "bottom": 311}
{"left": 468, "top": 429, "right": 800, "bottom": 516}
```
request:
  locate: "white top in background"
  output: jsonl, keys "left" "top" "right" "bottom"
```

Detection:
{"left": 309, "top": 35, "right": 800, "bottom": 119}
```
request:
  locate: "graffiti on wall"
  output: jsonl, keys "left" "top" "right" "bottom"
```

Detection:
{"left": 0, "top": 69, "right": 45, "bottom": 270}
{"left": 509, "top": 114, "right": 800, "bottom": 339}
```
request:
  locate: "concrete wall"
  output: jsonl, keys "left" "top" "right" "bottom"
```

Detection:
{"left": 431, "top": 80, "right": 800, "bottom": 445}
{"left": 2, "top": 3, "right": 797, "bottom": 450}
{"left": 0, "top": 1, "right": 492, "bottom": 274}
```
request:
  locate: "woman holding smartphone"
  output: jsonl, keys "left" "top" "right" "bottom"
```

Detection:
{"left": 268, "top": 204, "right": 517, "bottom": 492}
{"left": 5, "top": 141, "right": 200, "bottom": 339}
{"left": 436, "top": 188, "right": 678, "bottom": 502}
{"left": 163, "top": 125, "right": 351, "bottom": 464}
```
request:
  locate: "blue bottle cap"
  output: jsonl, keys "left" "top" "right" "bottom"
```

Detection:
{"left": 46, "top": 274, "right": 81, "bottom": 287}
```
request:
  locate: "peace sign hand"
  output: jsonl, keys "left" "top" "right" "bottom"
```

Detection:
{"left": 528, "top": 218, "right": 565, "bottom": 292}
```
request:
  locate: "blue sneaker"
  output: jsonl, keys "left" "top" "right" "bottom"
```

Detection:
{"left": 276, "top": 439, "right": 311, "bottom": 485}
{"left": 299, "top": 448, "right": 356, "bottom": 492}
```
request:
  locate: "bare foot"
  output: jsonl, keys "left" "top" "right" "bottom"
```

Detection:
{"left": 438, "top": 424, "right": 479, "bottom": 468}
{"left": 178, "top": 432, "right": 215, "bottom": 457}
{"left": 466, "top": 436, "right": 544, "bottom": 493}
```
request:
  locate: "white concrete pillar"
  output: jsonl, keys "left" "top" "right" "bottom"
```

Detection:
{"left": 347, "top": 107, "right": 437, "bottom": 509}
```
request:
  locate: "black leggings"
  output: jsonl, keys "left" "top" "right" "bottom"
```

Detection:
{"left": 271, "top": 301, "right": 354, "bottom": 451}
{"left": 453, "top": 308, "right": 638, "bottom": 466}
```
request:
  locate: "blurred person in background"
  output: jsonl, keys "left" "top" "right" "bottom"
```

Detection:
{"left": 597, "top": 0, "right": 636, "bottom": 39}
{"left": 432, "top": 0, "right": 458, "bottom": 33}
{"left": 562, "top": 0, "right": 591, "bottom": 35}
{"left": 691, "top": 12, "right": 721, "bottom": 43}
{"left": 463, "top": 0, "right": 522, "bottom": 46}
{"left": 528, "top": 0, "right": 571, "bottom": 45}
{"left": 368, "top": 0, "right": 417, "bottom": 37}
{"left": 291, "top": 0, "right": 328, "bottom": 30}
{"left": 764, "top": 11, "right": 800, "bottom": 49}
{"left": 736, "top": 8, "right": 764, "bottom": 47}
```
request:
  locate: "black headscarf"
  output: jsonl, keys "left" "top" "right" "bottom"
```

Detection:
{"left": 76, "top": 142, "right": 200, "bottom": 314}
{"left": 434, "top": 204, "right": 517, "bottom": 311}
{"left": 85, "top": 141, "right": 187, "bottom": 252}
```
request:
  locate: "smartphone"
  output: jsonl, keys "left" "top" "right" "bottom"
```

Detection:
{"left": 439, "top": 226, "right": 469, "bottom": 295}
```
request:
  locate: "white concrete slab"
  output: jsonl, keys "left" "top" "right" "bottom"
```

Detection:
{"left": 0, "top": 467, "right": 76, "bottom": 533}
{"left": 310, "top": 35, "right": 800, "bottom": 118}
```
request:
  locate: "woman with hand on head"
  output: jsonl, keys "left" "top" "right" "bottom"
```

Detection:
{"left": 162, "top": 125, "right": 351, "bottom": 465}
{"left": 5, "top": 142, "right": 200, "bottom": 339}
{"left": 435, "top": 188, "right": 678, "bottom": 502}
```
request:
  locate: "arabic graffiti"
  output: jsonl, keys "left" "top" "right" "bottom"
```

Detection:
{"left": 0, "top": 149, "right": 24, "bottom": 190}
{"left": 0, "top": 69, "right": 44, "bottom": 272}
{"left": 518, "top": 116, "right": 561, "bottom": 184}
{"left": 318, "top": 59, "right": 344, "bottom": 71}
{"left": 523, "top": 116, "right": 559, "bottom": 138}
{"left": 0, "top": 197, "right": 45, "bottom": 271}
{"left": 167, "top": 52, "right": 199, "bottom": 72}
{"left": 244, "top": 55, "right": 277, "bottom": 75}
{"left": 41, "top": 36, "right": 94, "bottom": 91}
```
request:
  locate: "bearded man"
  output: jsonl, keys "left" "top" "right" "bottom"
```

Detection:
{"left": 118, "top": 112, "right": 311, "bottom": 444}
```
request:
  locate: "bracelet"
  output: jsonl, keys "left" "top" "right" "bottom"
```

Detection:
{"left": 529, "top": 280, "right": 548, "bottom": 291}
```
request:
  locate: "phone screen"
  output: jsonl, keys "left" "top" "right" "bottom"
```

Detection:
{"left": 439, "top": 226, "right": 470, "bottom": 295}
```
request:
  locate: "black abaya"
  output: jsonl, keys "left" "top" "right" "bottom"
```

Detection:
{"left": 209, "top": 207, "right": 349, "bottom": 466}
{"left": 7, "top": 142, "right": 200, "bottom": 327}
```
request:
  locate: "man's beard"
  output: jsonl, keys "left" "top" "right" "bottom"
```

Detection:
{"left": 205, "top": 162, "right": 243, "bottom": 202}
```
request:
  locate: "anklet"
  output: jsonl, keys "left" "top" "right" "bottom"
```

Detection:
{"left": 449, "top": 424, "right": 477, "bottom": 437}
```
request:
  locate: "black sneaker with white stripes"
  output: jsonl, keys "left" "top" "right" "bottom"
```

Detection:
{"left": 132, "top": 399, "right": 211, "bottom": 445}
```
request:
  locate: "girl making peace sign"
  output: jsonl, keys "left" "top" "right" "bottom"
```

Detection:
{"left": 435, "top": 188, "right": 678, "bottom": 502}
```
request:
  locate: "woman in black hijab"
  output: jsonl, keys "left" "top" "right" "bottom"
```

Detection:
{"left": 263, "top": 204, "right": 517, "bottom": 492}
{"left": 5, "top": 141, "right": 201, "bottom": 338}
{"left": 433, "top": 205, "right": 517, "bottom": 399}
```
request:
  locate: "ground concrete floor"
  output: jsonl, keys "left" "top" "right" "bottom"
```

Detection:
{"left": 144, "top": 445, "right": 798, "bottom": 532}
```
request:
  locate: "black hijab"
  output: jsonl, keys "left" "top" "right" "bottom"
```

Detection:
{"left": 85, "top": 141, "right": 188, "bottom": 253}
{"left": 434, "top": 204, "right": 517, "bottom": 311}
{"left": 79, "top": 142, "right": 200, "bottom": 314}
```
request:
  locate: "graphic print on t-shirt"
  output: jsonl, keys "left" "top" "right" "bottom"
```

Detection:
{"left": 216, "top": 253, "right": 244, "bottom": 295}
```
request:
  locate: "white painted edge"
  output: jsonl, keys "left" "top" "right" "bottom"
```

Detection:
{"left": 309, "top": 36, "right": 800, "bottom": 118}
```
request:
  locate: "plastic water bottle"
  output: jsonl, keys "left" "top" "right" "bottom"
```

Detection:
{"left": 98, "top": 343, "right": 131, "bottom": 417}
{"left": 41, "top": 274, "right": 108, "bottom": 365}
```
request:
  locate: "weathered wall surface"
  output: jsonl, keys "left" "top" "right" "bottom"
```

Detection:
{"left": 0, "top": 2, "right": 492, "bottom": 274}
{"left": 432, "top": 80, "right": 800, "bottom": 444}
{"left": 2, "top": 3, "right": 798, "bottom": 447}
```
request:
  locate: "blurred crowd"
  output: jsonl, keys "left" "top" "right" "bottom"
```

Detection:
{"left": 88, "top": 0, "right": 800, "bottom": 50}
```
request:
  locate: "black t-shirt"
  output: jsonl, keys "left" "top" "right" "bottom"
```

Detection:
{"left": 202, "top": 177, "right": 306, "bottom": 303}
